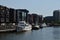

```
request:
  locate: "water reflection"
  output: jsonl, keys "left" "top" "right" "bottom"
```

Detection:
{"left": 0, "top": 27, "right": 60, "bottom": 40}
{"left": 53, "top": 27, "right": 60, "bottom": 40}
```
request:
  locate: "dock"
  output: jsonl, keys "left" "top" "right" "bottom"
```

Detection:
{"left": 0, "top": 29, "right": 16, "bottom": 32}
{"left": 0, "top": 25, "right": 17, "bottom": 32}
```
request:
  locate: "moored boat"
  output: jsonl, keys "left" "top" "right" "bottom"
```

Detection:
{"left": 32, "top": 24, "right": 40, "bottom": 30}
{"left": 16, "top": 21, "right": 32, "bottom": 32}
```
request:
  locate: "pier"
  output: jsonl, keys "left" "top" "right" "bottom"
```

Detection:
{"left": 0, "top": 23, "right": 17, "bottom": 32}
{"left": 0, "top": 29, "right": 16, "bottom": 32}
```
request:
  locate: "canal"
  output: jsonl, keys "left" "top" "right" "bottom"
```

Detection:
{"left": 0, "top": 27, "right": 60, "bottom": 40}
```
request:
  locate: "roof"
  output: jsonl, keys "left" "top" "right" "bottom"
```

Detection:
{"left": 16, "top": 9, "right": 29, "bottom": 13}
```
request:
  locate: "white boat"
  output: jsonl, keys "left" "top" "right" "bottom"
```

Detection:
{"left": 41, "top": 23, "right": 47, "bottom": 27}
{"left": 35, "top": 25, "right": 40, "bottom": 28}
{"left": 16, "top": 21, "right": 32, "bottom": 32}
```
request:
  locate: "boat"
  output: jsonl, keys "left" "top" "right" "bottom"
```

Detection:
{"left": 40, "top": 23, "right": 47, "bottom": 28}
{"left": 34, "top": 25, "right": 40, "bottom": 29}
{"left": 16, "top": 21, "right": 32, "bottom": 32}
{"left": 32, "top": 23, "right": 40, "bottom": 30}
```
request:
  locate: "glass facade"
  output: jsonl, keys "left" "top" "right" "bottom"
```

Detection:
{"left": 18, "top": 11, "right": 27, "bottom": 21}
{"left": 16, "top": 9, "right": 29, "bottom": 22}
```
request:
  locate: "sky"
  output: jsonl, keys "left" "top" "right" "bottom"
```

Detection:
{"left": 0, "top": 0, "right": 60, "bottom": 17}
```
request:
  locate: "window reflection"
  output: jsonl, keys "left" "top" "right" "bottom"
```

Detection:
{"left": 18, "top": 12, "right": 26, "bottom": 21}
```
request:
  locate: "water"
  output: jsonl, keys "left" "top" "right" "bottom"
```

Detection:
{"left": 0, "top": 27, "right": 60, "bottom": 40}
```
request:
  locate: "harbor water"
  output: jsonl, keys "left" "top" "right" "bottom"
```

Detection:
{"left": 0, "top": 27, "right": 60, "bottom": 40}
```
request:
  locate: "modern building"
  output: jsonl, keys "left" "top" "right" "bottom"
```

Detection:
{"left": 53, "top": 10, "right": 60, "bottom": 22}
{"left": 16, "top": 9, "right": 29, "bottom": 23}
{"left": 9, "top": 8, "right": 17, "bottom": 23}
{"left": 38, "top": 15, "right": 43, "bottom": 24}
{"left": 27, "top": 14, "right": 33, "bottom": 24}
{"left": 0, "top": 5, "right": 8, "bottom": 23}
{"left": 44, "top": 16, "right": 54, "bottom": 23}
{"left": 0, "top": 5, "right": 17, "bottom": 26}
{"left": 31, "top": 14, "right": 38, "bottom": 24}
{"left": 27, "top": 14, "right": 43, "bottom": 25}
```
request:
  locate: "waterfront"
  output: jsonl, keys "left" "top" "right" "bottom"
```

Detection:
{"left": 0, "top": 27, "right": 60, "bottom": 40}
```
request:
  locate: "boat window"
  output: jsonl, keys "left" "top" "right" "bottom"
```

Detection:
{"left": 20, "top": 23, "right": 24, "bottom": 24}
{"left": 20, "top": 25, "right": 25, "bottom": 26}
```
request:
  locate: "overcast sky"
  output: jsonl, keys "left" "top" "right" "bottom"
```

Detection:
{"left": 0, "top": 0, "right": 60, "bottom": 17}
